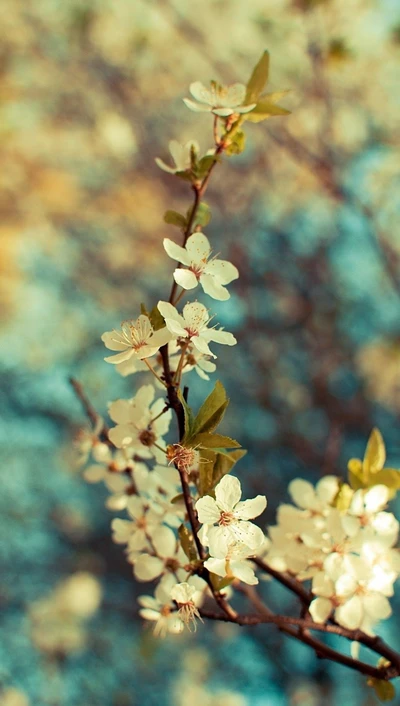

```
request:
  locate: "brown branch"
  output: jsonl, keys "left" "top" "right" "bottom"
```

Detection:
{"left": 252, "top": 556, "right": 312, "bottom": 606}
{"left": 69, "top": 376, "right": 109, "bottom": 436}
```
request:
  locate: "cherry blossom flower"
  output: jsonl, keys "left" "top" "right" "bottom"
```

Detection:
{"left": 138, "top": 581, "right": 184, "bottom": 638}
{"left": 155, "top": 140, "right": 199, "bottom": 174}
{"left": 102, "top": 315, "right": 171, "bottom": 365}
{"left": 171, "top": 582, "right": 203, "bottom": 631}
{"left": 205, "top": 541, "right": 259, "bottom": 585}
{"left": 163, "top": 233, "right": 239, "bottom": 301}
{"left": 107, "top": 385, "right": 171, "bottom": 462}
{"left": 183, "top": 81, "right": 256, "bottom": 117}
{"left": 196, "top": 475, "right": 267, "bottom": 555}
{"left": 310, "top": 553, "right": 394, "bottom": 633}
{"left": 157, "top": 301, "right": 236, "bottom": 359}
{"left": 111, "top": 496, "right": 163, "bottom": 552}
{"left": 131, "top": 525, "right": 186, "bottom": 582}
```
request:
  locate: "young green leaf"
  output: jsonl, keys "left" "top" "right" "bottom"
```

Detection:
{"left": 212, "top": 448, "right": 247, "bottom": 488}
{"left": 187, "top": 201, "right": 211, "bottom": 229}
{"left": 198, "top": 448, "right": 217, "bottom": 497}
{"left": 364, "top": 428, "right": 386, "bottom": 475}
{"left": 191, "top": 380, "right": 229, "bottom": 437}
{"left": 225, "top": 130, "right": 246, "bottom": 156}
{"left": 245, "top": 50, "right": 270, "bottom": 104}
{"left": 163, "top": 210, "right": 187, "bottom": 229}
{"left": 244, "top": 100, "right": 291, "bottom": 123}
{"left": 178, "top": 389, "right": 194, "bottom": 442}
{"left": 178, "top": 524, "right": 198, "bottom": 562}
{"left": 190, "top": 432, "right": 241, "bottom": 449}
{"left": 367, "top": 677, "right": 395, "bottom": 702}
{"left": 149, "top": 304, "right": 167, "bottom": 331}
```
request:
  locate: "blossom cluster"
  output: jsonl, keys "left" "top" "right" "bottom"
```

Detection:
{"left": 263, "top": 477, "right": 400, "bottom": 635}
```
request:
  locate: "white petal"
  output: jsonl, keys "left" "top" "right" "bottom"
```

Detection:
{"left": 230, "top": 521, "right": 265, "bottom": 550}
{"left": 363, "top": 593, "right": 392, "bottom": 620}
{"left": 101, "top": 330, "right": 129, "bottom": 351}
{"left": 204, "top": 557, "right": 226, "bottom": 577}
{"left": 192, "top": 336, "right": 216, "bottom": 358}
{"left": 173, "top": 269, "right": 198, "bottom": 290}
{"left": 157, "top": 301, "right": 185, "bottom": 327}
{"left": 200, "top": 273, "right": 230, "bottom": 301}
{"left": 183, "top": 98, "right": 212, "bottom": 112}
{"left": 163, "top": 238, "right": 191, "bottom": 266}
{"left": 134, "top": 555, "right": 164, "bottom": 581}
{"left": 335, "top": 596, "right": 363, "bottom": 630}
{"left": 185, "top": 232, "right": 211, "bottom": 263}
{"left": 312, "top": 572, "right": 334, "bottom": 598}
{"left": 195, "top": 496, "right": 221, "bottom": 524}
{"left": 104, "top": 350, "right": 134, "bottom": 364}
{"left": 108, "top": 424, "right": 136, "bottom": 449}
{"left": 83, "top": 465, "right": 105, "bottom": 483}
{"left": 234, "top": 495, "right": 267, "bottom": 521}
{"left": 152, "top": 525, "right": 177, "bottom": 558}
{"left": 215, "top": 475, "right": 242, "bottom": 512}
{"left": 309, "top": 597, "right": 332, "bottom": 623}
{"left": 204, "top": 328, "right": 237, "bottom": 346}
{"left": 230, "top": 560, "right": 259, "bottom": 585}
{"left": 182, "top": 302, "right": 209, "bottom": 330}
{"left": 288, "top": 479, "right": 317, "bottom": 510}
{"left": 108, "top": 399, "right": 133, "bottom": 424}
{"left": 364, "top": 485, "right": 389, "bottom": 513}
{"left": 154, "top": 158, "right": 176, "bottom": 174}
{"left": 189, "top": 82, "right": 212, "bottom": 104}
{"left": 316, "top": 476, "right": 340, "bottom": 504}
{"left": 204, "top": 259, "right": 239, "bottom": 285}
{"left": 225, "top": 83, "right": 246, "bottom": 107}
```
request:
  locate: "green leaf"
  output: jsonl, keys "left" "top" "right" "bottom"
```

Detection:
{"left": 163, "top": 210, "right": 187, "bottom": 229}
{"left": 245, "top": 99, "right": 291, "bottom": 123}
{"left": 367, "top": 678, "right": 395, "bottom": 702}
{"left": 333, "top": 483, "right": 353, "bottom": 512}
{"left": 225, "top": 130, "right": 246, "bottom": 156}
{"left": 367, "top": 469, "right": 400, "bottom": 499}
{"left": 209, "top": 572, "right": 235, "bottom": 591}
{"left": 198, "top": 448, "right": 217, "bottom": 496}
{"left": 140, "top": 302, "right": 149, "bottom": 316}
{"left": 364, "top": 428, "right": 386, "bottom": 475}
{"left": 191, "top": 380, "right": 229, "bottom": 436}
{"left": 196, "top": 155, "right": 218, "bottom": 179}
{"left": 178, "top": 524, "right": 198, "bottom": 562}
{"left": 190, "top": 432, "right": 241, "bottom": 449}
{"left": 212, "top": 449, "right": 247, "bottom": 488}
{"left": 178, "top": 389, "right": 194, "bottom": 442}
{"left": 170, "top": 493, "right": 184, "bottom": 505}
{"left": 348, "top": 458, "right": 365, "bottom": 490}
{"left": 148, "top": 305, "right": 166, "bottom": 331}
{"left": 245, "top": 50, "right": 270, "bottom": 104}
{"left": 188, "top": 201, "right": 211, "bottom": 229}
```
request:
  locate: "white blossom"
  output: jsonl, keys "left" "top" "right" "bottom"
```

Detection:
{"left": 205, "top": 541, "right": 259, "bottom": 585}
{"left": 138, "top": 578, "right": 184, "bottom": 638}
{"left": 157, "top": 301, "right": 236, "bottom": 359}
{"left": 196, "top": 475, "right": 266, "bottom": 555}
{"left": 155, "top": 140, "right": 199, "bottom": 174}
{"left": 171, "top": 582, "right": 203, "bottom": 631}
{"left": 183, "top": 81, "right": 256, "bottom": 117}
{"left": 130, "top": 525, "right": 186, "bottom": 582}
{"left": 108, "top": 384, "right": 171, "bottom": 462}
{"left": 102, "top": 315, "right": 171, "bottom": 365}
{"left": 164, "top": 232, "right": 238, "bottom": 301}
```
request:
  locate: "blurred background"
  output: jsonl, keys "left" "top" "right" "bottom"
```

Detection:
{"left": 1, "top": 0, "right": 400, "bottom": 704}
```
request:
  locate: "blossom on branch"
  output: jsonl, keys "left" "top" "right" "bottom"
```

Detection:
{"left": 155, "top": 140, "right": 199, "bottom": 174}
{"left": 196, "top": 475, "right": 267, "bottom": 555}
{"left": 183, "top": 81, "right": 256, "bottom": 117}
{"left": 157, "top": 301, "right": 236, "bottom": 358}
{"left": 164, "top": 232, "right": 239, "bottom": 301}
{"left": 107, "top": 384, "right": 171, "bottom": 462}
{"left": 102, "top": 315, "right": 171, "bottom": 365}
{"left": 205, "top": 541, "right": 259, "bottom": 586}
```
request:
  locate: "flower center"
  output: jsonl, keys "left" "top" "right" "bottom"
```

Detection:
{"left": 219, "top": 511, "right": 234, "bottom": 526}
{"left": 139, "top": 429, "right": 156, "bottom": 447}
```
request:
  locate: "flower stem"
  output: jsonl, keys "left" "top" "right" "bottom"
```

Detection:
{"left": 142, "top": 358, "right": 167, "bottom": 387}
